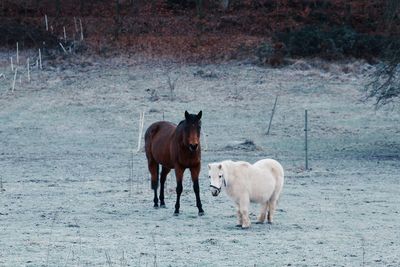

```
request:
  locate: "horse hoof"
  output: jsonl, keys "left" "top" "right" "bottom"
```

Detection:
{"left": 267, "top": 221, "right": 273, "bottom": 225}
{"left": 160, "top": 204, "right": 167, "bottom": 209}
{"left": 235, "top": 224, "right": 242, "bottom": 228}
{"left": 198, "top": 211, "right": 204, "bottom": 216}
{"left": 153, "top": 205, "right": 159, "bottom": 209}
{"left": 241, "top": 226, "right": 250, "bottom": 229}
{"left": 173, "top": 211, "right": 179, "bottom": 216}
{"left": 256, "top": 221, "right": 264, "bottom": 224}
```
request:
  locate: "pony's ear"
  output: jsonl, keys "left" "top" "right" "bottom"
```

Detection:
{"left": 184, "top": 110, "right": 190, "bottom": 120}
{"left": 208, "top": 164, "right": 211, "bottom": 169}
{"left": 218, "top": 164, "right": 222, "bottom": 169}
{"left": 197, "top": 110, "right": 202, "bottom": 120}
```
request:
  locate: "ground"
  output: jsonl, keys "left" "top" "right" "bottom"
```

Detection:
{"left": 0, "top": 52, "right": 399, "bottom": 266}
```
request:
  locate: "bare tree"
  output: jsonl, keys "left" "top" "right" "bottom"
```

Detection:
{"left": 365, "top": 0, "right": 400, "bottom": 108}
{"left": 167, "top": 74, "right": 179, "bottom": 101}
{"left": 365, "top": 51, "right": 400, "bottom": 108}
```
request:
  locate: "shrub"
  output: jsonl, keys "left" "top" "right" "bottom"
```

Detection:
{"left": 0, "top": 22, "right": 58, "bottom": 48}
{"left": 256, "top": 42, "right": 274, "bottom": 63}
{"left": 256, "top": 41, "right": 286, "bottom": 67}
{"left": 166, "top": 0, "right": 195, "bottom": 9}
{"left": 365, "top": 40, "right": 400, "bottom": 107}
{"left": 276, "top": 25, "right": 390, "bottom": 60}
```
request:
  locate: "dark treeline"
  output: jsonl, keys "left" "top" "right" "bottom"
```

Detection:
{"left": 0, "top": 1, "right": 398, "bottom": 59}
{"left": 1, "top": 1, "right": 397, "bottom": 35}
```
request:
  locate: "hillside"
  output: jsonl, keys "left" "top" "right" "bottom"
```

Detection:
{"left": 1, "top": 0, "right": 399, "bottom": 61}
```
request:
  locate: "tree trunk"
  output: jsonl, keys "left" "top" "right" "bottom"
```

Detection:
{"left": 36, "top": 0, "right": 40, "bottom": 15}
{"left": 80, "top": 0, "right": 85, "bottom": 16}
{"left": 196, "top": 0, "right": 204, "bottom": 18}
{"left": 55, "top": 0, "right": 61, "bottom": 17}
{"left": 114, "top": 0, "right": 122, "bottom": 39}
{"left": 384, "top": 0, "right": 400, "bottom": 34}
{"left": 221, "top": 0, "right": 229, "bottom": 11}
{"left": 152, "top": 0, "right": 157, "bottom": 15}
{"left": 130, "top": 0, "right": 139, "bottom": 15}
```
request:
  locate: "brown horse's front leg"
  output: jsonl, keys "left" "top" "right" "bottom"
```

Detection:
{"left": 174, "top": 167, "right": 184, "bottom": 215}
{"left": 190, "top": 166, "right": 204, "bottom": 216}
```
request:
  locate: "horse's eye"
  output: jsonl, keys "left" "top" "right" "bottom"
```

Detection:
{"left": 219, "top": 175, "right": 222, "bottom": 178}
{"left": 208, "top": 175, "right": 211, "bottom": 178}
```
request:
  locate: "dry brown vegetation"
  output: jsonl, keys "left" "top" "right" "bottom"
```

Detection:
{"left": 1, "top": 0, "right": 398, "bottom": 62}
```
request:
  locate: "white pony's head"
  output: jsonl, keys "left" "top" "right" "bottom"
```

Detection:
{"left": 208, "top": 163, "right": 225, "bottom": 197}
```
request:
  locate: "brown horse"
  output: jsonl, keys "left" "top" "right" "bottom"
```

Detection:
{"left": 144, "top": 110, "right": 204, "bottom": 216}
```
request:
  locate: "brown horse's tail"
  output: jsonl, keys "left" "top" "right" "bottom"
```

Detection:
{"left": 144, "top": 123, "right": 159, "bottom": 157}
{"left": 144, "top": 123, "right": 161, "bottom": 191}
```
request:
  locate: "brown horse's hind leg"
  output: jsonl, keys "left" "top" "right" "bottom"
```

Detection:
{"left": 190, "top": 166, "right": 204, "bottom": 216}
{"left": 174, "top": 167, "right": 184, "bottom": 215}
{"left": 159, "top": 167, "right": 170, "bottom": 208}
{"left": 148, "top": 159, "right": 159, "bottom": 208}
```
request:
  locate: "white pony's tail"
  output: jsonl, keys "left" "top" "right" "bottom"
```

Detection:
{"left": 265, "top": 159, "right": 284, "bottom": 181}
{"left": 263, "top": 159, "right": 284, "bottom": 201}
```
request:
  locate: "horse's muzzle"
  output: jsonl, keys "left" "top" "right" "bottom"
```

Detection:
{"left": 189, "top": 144, "right": 198, "bottom": 152}
{"left": 210, "top": 185, "right": 221, "bottom": 197}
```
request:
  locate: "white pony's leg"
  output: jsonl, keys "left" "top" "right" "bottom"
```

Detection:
{"left": 257, "top": 202, "right": 269, "bottom": 223}
{"left": 236, "top": 205, "right": 243, "bottom": 227}
{"left": 267, "top": 175, "right": 283, "bottom": 224}
{"left": 267, "top": 200, "right": 277, "bottom": 224}
{"left": 239, "top": 197, "right": 251, "bottom": 228}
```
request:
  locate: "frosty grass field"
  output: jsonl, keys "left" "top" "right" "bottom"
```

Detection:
{"left": 0, "top": 52, "right": 399, "bottom": 266}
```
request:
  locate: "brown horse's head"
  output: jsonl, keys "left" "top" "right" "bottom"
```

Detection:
{"left": 181, "top": 110, "right": 202, "bottom": 152}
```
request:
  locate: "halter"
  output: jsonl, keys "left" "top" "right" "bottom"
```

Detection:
{"left": 209, "top": 177, "right": 226, "bottom": 193}
{"left": 209, "top": 184, "right": 221, "bottom": 194}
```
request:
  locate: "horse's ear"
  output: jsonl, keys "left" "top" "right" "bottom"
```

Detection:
{"left": 208, "top": 164, "right": 211, "bottom": 169}
{"left": 218, "top": 164, "right": 222, "bottom": 169}
{"left": 184, "top": 110, "right": 190, "bottom": 120}
{"left": 197, "top": 110, "right": 202, "bottom": 120}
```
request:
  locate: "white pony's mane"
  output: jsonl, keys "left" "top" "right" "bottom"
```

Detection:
{"left": 220, "top": 160, "right": 251, "bottom": 187}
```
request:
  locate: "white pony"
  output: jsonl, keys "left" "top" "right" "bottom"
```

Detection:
{"left": 208, "top": 159, "right": 284, "bottom": 228}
